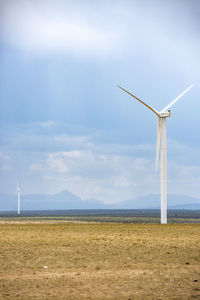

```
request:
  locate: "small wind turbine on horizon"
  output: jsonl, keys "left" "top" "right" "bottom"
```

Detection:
{"left": 17, "top": 180, "right": 22, "bottom": 215}
{"left": 118, "top": 84, "right": 194, "bottom": 224}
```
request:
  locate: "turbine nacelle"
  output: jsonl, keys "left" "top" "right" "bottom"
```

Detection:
{"left": 159, "top": 110, "right": 171, "bottom": 118}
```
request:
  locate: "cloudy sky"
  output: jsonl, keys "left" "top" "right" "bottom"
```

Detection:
{"left": 0, "top": 0, "right": 199, "bottom": 203}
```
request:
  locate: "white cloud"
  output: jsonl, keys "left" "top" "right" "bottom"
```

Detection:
{"left": 8, "top": 132, "right": 91, "bottom": 152}
{"left": 0, "top": 152, "right": 13, "bottom": 171}
{"left": 1, "top": 1, "right": 117, "bottom": 58}
{"left": 167, "top": 161, "right": 200, "bottom": 198}
{"left": 29, "top": 149, "right": 157, "bottom": 202}
{"left": 1, "top": 0, "right": 199, "bottom": 81}
{"left": 27, "top": 136, "right": 200, "bottom": 202}
{"left": 2, "top": 120, "right": 200, "bottom": 201}
{"left": 35, "top": 121, "right": 56, "bottom": 128}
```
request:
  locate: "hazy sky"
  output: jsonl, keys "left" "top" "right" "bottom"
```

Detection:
{"left": 0, "top": 0, "right": 199, "bottom": 203}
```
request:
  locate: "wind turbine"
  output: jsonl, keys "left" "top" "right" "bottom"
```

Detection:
{"left": 17, "top": 180, "right": 22, "bottom": 215}
{"left": 117, "top": 84, "right": 193, "bottom": 224}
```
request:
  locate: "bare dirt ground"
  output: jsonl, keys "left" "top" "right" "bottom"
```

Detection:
{"left": 0, "top": 222, "right": 200, "bottom": 299}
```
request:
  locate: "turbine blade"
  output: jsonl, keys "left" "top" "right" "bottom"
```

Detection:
{"left": 117, "top": 85, "right": 160, "bottom": 117}
{"left": 156, "top": 117, "right": 161, "bottom": 172}
{"left": 160, "top": 84, "right": 194, "bottom": 113}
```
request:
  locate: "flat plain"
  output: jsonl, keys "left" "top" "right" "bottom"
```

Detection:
{"left": 0, "top": 220, "right": 200, "bottom": 299}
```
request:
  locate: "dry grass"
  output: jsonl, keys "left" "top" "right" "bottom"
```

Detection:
{"left": 0, "top": 222, "right": 200, "bottom": 299}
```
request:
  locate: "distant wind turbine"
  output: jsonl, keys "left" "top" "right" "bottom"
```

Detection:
{"left": 17, "top": 180, "right": 22, "bottom": 215}
{"left": 118, "top": 84, "right": 193, "bottom": 224}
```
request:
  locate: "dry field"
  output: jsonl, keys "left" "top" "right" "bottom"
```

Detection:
{"left": 0, "top": 221, "right": 200, "bottom": 299}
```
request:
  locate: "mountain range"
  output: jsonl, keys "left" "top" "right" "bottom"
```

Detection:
{"left": 0, "top": 190, "right": 200, "bottom": 211}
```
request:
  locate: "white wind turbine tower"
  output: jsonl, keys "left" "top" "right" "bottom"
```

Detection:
{"left": 17, "top": 180, "right": 22, "bottom": 215}
{"left": 118, "top": 84, "right": 193, "bottom": 224}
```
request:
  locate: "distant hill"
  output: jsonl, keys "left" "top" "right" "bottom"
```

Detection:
{"left": 0, "top": 190, "right": 200, "bottom": 211}
{"left": 110, "top": 194, "right": 200, "bottom": 210}
{"left": 169, "top": 203, "right": 200, "bottom": 210}
{"left": 0, "top": 191, "right": 105, "bottom": 211}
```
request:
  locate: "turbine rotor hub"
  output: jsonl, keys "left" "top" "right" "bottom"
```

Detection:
{"left": 159, "top": 110, "right": 171, "bottom": 118}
